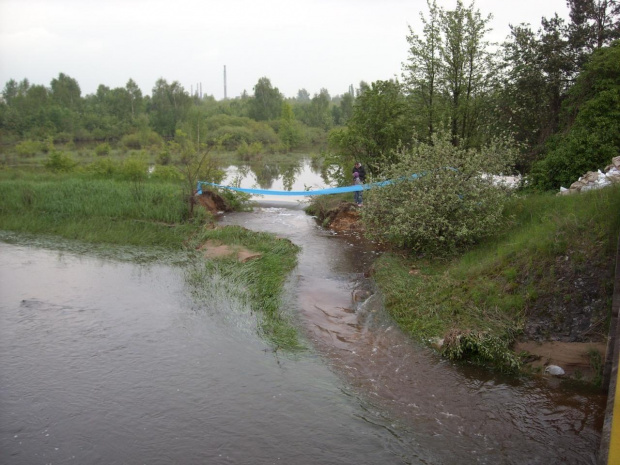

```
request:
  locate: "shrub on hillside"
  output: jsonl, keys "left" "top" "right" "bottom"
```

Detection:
{"left": 362, "top": 132, "right": 517, "bottom": 256}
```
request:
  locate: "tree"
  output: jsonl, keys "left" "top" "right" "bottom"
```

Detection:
{"left": 529, "top": 40, "right": 620, "bottom": 190}
{"left": 307, "top": 88, "right": 333, "bottom": 130}
{"left": 278, "top": 101, "right": 303, "bottom": 150}
{"left": 497, "top": 16, "right": 577, "bottom": 171}
{"left": 50, "top": 73, "right": 81, "bottom": 110}
{"left": 337, "top": 91, "right": 355, "bottom": 125}
{"left": 403, "top": 0, "right": 444, "bottom": 140}
{"left": 296, "top": 88, "right": 310, "bottom": 102}
{"left": 148, "top": 79, "right": 192, "bottom": 137}
{"left": 328, "top": 79, "right": 413, "bottom": 178}
{"left": 567, "top": 0, "right": 620, "bottom": 62}
{"left": 403, "top": 0, "right": 497, "bottom": 147}
{"left": 125, "top": 78, "right": 143, "bottom": 119}
{"left": 249, "top": 77, "right": 283, "bottom": 121}
{"left": 440, "top": 0, "right": 495, "bottom": 146}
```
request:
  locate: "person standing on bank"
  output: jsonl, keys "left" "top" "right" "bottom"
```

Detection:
{"left": 352, "top": 162, "right": 366, "bottom": 183}
{"left": 353, "top": 171, "right": 363, "bottom": 206}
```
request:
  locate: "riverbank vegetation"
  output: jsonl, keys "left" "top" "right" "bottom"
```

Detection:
{"left": 373, "top": 186, "right": 620, "bottom": 373}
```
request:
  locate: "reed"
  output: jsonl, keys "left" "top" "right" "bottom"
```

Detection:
{"left": 0, "top": 172, "right": 191, "bottom": 247}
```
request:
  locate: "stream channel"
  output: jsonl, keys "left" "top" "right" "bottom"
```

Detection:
{"left": 0, "top": 160, "right": 608, "bottom": 464}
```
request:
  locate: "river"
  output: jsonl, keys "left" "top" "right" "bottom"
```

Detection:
{"left": 0, "top": 160, "right": 607, "bottom": 464}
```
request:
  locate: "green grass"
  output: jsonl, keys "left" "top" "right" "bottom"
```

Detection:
{"left": 373, "top": 185, "right": 620, "bottom": 372}
{"left": 0, "top": 171, "right": 191, "bottom": 247}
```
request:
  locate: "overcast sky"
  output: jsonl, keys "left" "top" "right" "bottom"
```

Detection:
{"left": 0, "top": 0, "right": 569, "bottom": 100}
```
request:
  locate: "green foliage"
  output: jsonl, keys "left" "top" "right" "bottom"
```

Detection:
{"left": 403, "top": 0, "right": 497, "bottom": 147}
{"left": 157, "top": 148, "right": 172, "bottom": 165}
{"left": 362, "top": 131, "right": 517, "bottom": 255}
{"left": 148, "top": 79, "right": 192, "bottom": 137}
{"left": 236, "top": 141, "right": 264, "bottom": 158}
{"left": 121, "top": 133, "right": 142, "bottom": 149}
{"left": 15, "top": 140, "right": 42, "bottom": 157}
{"left": 529, "top": 41, "right": 620, "bottom": 190}
{"left": 151, "top": 165, "right": 183, "bottom": 181}
{"left": 87, "top": 157, "right": 118, "bottom": 178}
{"left": 443, "top": 330, "right": 521, "bottom": 373}
{"left": 94, "top": 142, "right": 111, "bottom": 156}
{"left": 328, "top": 80, "right": 414, "bottom": 177}
{"left": 373, "top": 185, "right": 620, "bottom": 374}
{"left": 213, "top": 125, "right": 254, "bottom": 150}
{"left": 44, "top": 150, "right": 77, "bottom": 172}
{"left": 248, "top": 77, "right": 283, "bottom": 121}
{"left": 119, "top": 152, "right": 148, "bottom": 182}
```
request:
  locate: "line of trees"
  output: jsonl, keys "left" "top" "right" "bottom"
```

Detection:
{"left": 0, "top": 71, "right": 356, "bottom": 151}
{"left": 328, "top": 0, "right": 619, "bottom": 190}
{"left": 1, "top": 0, "right": 618, "bottom": 191}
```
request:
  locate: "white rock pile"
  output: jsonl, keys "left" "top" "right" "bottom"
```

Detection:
{"left": 559, "top": 156, "right": 620, "bottom": 195}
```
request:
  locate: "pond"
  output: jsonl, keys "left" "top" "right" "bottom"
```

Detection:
{"left": 0, "top": 159, "right": 607, "bottom": 464}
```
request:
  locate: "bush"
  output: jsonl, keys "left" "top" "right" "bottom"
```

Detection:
{"left": 236, "top": 141, "right": 264, "bottom": 159}
{"left": 87, "top": 158, "right": 118, "bottom": 178}
{"left": 54, "top": 132, "right": 73, "bottom": 143}
{"left": 121, "top": 133, "right": 142, "bottom": 150}
{"left": 119, "top": 152, "right": 148, "bottom": 182}
{"left": 44, "top": 150, "right": 77, "bottom": 172}
{"left": 442, "top": 329, "right": 521, "bottom": 373}
{"left": 362, "top": 131, "right": 517, "bottom": 256}
{"left": 157, "top": 149, "right": 172, "bottom": 165}
{"left": 95, "top": 142, "right": 111, "bottom": 156}
{"left": 211, "top": 126, "right": 254, "bottom": 150}
{"left": 151, "top": 165, "right": 183, "bottom": 181}
{"left": 15, "top": 140, "right": 42, "bottom": 157}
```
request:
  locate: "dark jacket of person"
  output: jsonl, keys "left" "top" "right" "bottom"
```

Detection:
{"left": 352, "top": 164, "right": 366, "bottom": 182}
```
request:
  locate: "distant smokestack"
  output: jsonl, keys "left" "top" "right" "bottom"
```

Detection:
{"left": 224, "top": 65, "right": 227, "bottom": 100}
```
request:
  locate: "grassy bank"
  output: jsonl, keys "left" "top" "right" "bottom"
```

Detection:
{"left": 0, "top": 170, "right": 303, "bottom": 350}
{"left": 372, "top": 186, "right": 620, "bottom": 372}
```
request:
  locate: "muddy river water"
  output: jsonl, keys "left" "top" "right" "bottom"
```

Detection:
{"left": 0, "top": 163, "right": 608, "bottom": 464}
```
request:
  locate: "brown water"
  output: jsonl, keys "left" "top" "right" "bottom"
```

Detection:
{"left": 0, "top": 159, "right": 608, "bottom": 464}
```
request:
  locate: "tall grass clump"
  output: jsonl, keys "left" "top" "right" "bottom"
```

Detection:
{"left": 0, "top": 171, "right": 192, "bottom": 247}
